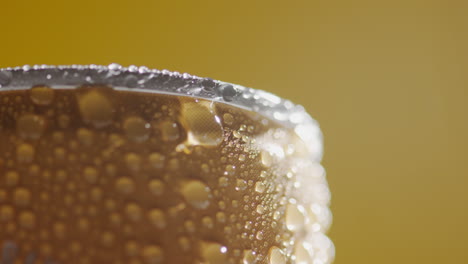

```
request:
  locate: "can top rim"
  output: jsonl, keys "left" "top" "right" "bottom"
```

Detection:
{"left": 0, "top": 64, "right": 323, "bottom": 161}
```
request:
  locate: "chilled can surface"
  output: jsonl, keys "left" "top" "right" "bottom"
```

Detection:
{"left": 0, "top": 65, "right": 333, "bottom": 264}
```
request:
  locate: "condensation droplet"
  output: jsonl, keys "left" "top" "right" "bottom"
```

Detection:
{"left": 268, "top": 246, "right": 286, "bottom": 264}
{"left": 178, "top": 236, "right": 191, "bottom": 252}
{"left": 141, "top": 245, "right": 164, "bottom": 264}
{"left": 159, "top": 120, "right": 181, "bottom": 142}
{"left": 125, "top": 241, "right": 139, "bottom": 257}
{"left": 243, "top": 250, "right": 257, "bottom": 264}
{"left": 180, "top": 180, "right": 211, "bottom": 209}
{"left": 77, "top": 87, "right": 114, "bottom": 128}
{"left": 294, "top": 241, "right": 314, "bottom": 264}
{"left": 202, "top": 216, "right": 214, "bottom": 229}
{"left": 261, "top": 150, "right": 273, "bottom": 167}
{"left": 17, "top": 114, "right": 45, "bottom": 140}
{"left": 238, "top": 154, "right": 246, "bottom": 162}
{"left": 0, "top": 71, "right": 12, "bottom": 86}
{"left": 125, "top": 152, "right": 141, "bottom": 172}
{"left": 218, "top": 176, "right": 229, "bottom": 187}
{"left": 148, "top": 179, "right": 165, "bottom": 196}
{"left": 5, "top": 171, "right": 20, "bottom": 187}
{"left": 273, "top": 211, "right": 281, "bottom": 221}
{"left": 200, "top": 241, "right": 228, "bottom": 264}
{"left": 16, "top": 143, "right": 35, "bottom": 163}
{"left": 18, "top": 211, "right": 35, "bottom": 229}
{"left": 77, "top": 128, "right": 94, "bottom": 146}
{"left": 255, "top": 182, "right": 266, "bottom": 193}
{"left": 220, "top": 84, "right": 237, "bottom": 101}
{"left": 286, "top": 203, "right": 307, "bottom": 232}
{"left": 148, "top": 209, "right": 166, "bottom": 229}
{"left": 181, "top": 101, "right": 223, "bottom": 146}
{"left": 0, "top": 205, "right": 14, "bottom": 222}
{"left": 108, "top": 63, "right": 122, "bottom": 71}
{"left": 223, "top": 113, "right": 234, "bottom": 126}
{"left": 124, "top": 74, "right": 139, "bottom": 88}
{"left": 256, "top": 204, "right": 265, "bottom": 214}
{"left": 101, "top": 231, "right": 115, "bottom": 247}
{"left": 30, "top": 85, "right": 55, "bottom": 105}
{"left": 256, "top": 231, "right": 264, "bottom": 240}
{"left": 216, "top": 212, "right": 226, "bottom": 223}
{"left": 235, "top": 179, "right": 247, "bottom": 191}
{"left": 224, "top": 165, "right": 236, "bottom": 176}
{"left": 126, "top": 203, "right": 142, "bottom": 222}
{"left": 83, "top": 166, "right": 98, "bottom": 184}
{"left": 53, "top": 222, "right": 66, "bottom": 239}
{"left": 148, "top": 153, "right": 165, "bottom": 169}
{"left": 115, "top": 177, "right": 135, "bottom": 195}
{"left": 124, "top": 116, "right": 150, "bottom": 142}
{"left": 13, "top": 188, "right": 31, "bottom": 207}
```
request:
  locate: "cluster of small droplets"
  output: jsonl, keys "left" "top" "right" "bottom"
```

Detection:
{"left": 0, "top": 65, "right": 332, "bottom": 264}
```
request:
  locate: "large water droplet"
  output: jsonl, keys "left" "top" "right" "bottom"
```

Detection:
{"left": 77, "top": 87, "right": 114, "bottom": 128}
{"left": 286, "top": 203, "right": 307, "bottom": 232}
{"left": 181, "top": 101, "right": 223, "bottom": 146}
{"left": 180, "top": 180, "right": 211, "bottom": 209}
{"left": 220, "top": 84, "right": 237, "bottom": 102}
{"left": 294, "top": 241, "right": 314, "bottom": 264}
{"left": 268, "top": 246, "right": 286, "bottom": 264}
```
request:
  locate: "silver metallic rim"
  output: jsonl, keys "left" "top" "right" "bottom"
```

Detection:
{"left": 0, "top": 64, "right": 323, "bottom": 161}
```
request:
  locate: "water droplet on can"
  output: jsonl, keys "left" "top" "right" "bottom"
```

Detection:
{"left": 200, "top": 241, "right": 228, "bottom": 264}
{"left": 180, "top": 180, "right": 211, "bottom": 209}
{"left": 115, "top": 177, "right": 135, "bottom": 195}
{"left": 141, "top": 245, "right": 164, "bottom": 264}
{"left": 242, "top": 249, "right": 257, "bottom": 264}
{"left": 124, "top": 116, "right": 150, "bottom": 142}
{"left": 268, "top": 246, "right": 286, "bottom": 264}
{"left": 286, "top": 203, "right": 307, "bottom": 231}
{"left": 30, "top": 86, "right": 54, "bottom": 105}
{"left": 148, "top": 209, "right": 166, "bottom": 229}
{"left": 159, "top": 120, "right": 181, "bottom": 142}
{"left": 181, "top": 101, "right": 223, "bottom": 146}
{"left": 220, "top": 84, "right": 237, "bottom": 102}
{"left": 16, "top": 143, "right": 35, "bottom": 163}
{"left": 0, "top": 71, "right": 12, "bottom": 86}
{"left": 17, "top": 114, "right": 46, "bottom": 140}
{"left": 77, "top": 87, "right": 114, "bottom": 128}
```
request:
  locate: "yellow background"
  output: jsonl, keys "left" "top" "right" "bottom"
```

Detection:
{"left": 1, "top": 0, "right": 467, "bottom": 263}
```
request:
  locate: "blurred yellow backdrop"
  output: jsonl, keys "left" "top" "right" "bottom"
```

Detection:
{"left": 1, "top": 0, "right": 467, "bottom": 263}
